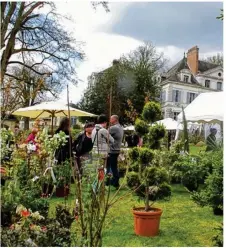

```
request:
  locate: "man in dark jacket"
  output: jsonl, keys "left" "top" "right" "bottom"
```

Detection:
{"left": 107, "top": 115, "right": 124, "bottom": 189}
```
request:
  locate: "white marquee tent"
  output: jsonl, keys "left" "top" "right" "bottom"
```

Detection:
{"left": 177, "top": 92, "right": 224, "bottom": 124}
{"left": 176, "top": 92, "right": 224, "bottom": 141}
{"left": 155, "top": 118, "right": 183, "bottom": 130}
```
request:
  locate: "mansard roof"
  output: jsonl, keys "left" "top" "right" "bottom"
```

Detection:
{"left": 161, "top": 56, "right": 220, "bottom": 84}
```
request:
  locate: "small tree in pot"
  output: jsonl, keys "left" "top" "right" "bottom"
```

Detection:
{"left": 129, "top": 101, "right": 171, "bottom": 237}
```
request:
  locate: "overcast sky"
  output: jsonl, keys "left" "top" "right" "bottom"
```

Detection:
{"left": 56, "top": 1, "right": 223, "bottom": 103}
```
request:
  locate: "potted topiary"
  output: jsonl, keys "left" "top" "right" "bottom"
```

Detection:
{"left": 130, "top": 147, "right": 171, "bottom": 237}
{"left": 129, "top": 101, "right": 170, "bottom": 237}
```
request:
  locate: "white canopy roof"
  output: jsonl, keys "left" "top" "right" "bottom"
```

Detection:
{"left": 13, "top": 101, "right": 97, "bottom": 119}
{"left": 155, "top": 118, "right": 183, "bottom": 130}
{"left": 124, "top": 125, "right": 135, "bottom": 131}
{"left": 177, "top": 92, "right": 224, "bottom": 124}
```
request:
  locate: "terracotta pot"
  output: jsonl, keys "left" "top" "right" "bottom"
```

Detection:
{"left": 132, "top": 207, "right": 163, "bottom": 237}
{"left": 56, "top": 186, "right": 70, "bottom": 197}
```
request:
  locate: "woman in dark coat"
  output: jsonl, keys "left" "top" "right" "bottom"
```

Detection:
{"left": 55, "top": 117, "right": 72, "bottom": 164}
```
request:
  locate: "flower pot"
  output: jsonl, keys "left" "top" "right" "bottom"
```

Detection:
{"left": 56, "top": 186, "right": 70, "bottom": 197}
{"left": 132, "top": 207, "right": 163, "bottom": 237}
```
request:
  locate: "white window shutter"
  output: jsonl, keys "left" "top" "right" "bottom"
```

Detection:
{"left": 187, "top": 92, "right": 190, "bottom": 103}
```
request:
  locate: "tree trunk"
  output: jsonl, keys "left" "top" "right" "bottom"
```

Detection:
{"left": 24, "top": 117, "right": 30, "bottom": 130}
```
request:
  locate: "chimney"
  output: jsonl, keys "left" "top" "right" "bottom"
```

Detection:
{"left": 187, "top": 46, "right": 199, "bottom": 75}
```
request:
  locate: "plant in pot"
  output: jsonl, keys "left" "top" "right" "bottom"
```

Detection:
{"left": 131, "top": 147, "right": 171, "bottom": 237}
{"left": 54, "top": 160, "right": 71, "bottom": 197}
{"left": 130, "top": 101, "right": 170, "bottom": 237}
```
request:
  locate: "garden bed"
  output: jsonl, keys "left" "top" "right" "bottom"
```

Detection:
{"left": 49, "top": 184, "right": 222, "bottom": 247}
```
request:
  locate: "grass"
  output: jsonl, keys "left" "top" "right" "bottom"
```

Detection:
{"left": 189, "top": 144, "right": 206, "bottom": 155}
{"left": 49, "top": 184, "right": 222, "bottom": 247}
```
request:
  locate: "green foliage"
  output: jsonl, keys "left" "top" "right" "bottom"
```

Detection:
{"left": 139, "top": 148, "right": 154, "bottom": 165}
{"left": 146, "top": 124, "right": 166, "bottom": 149}
{"left": 141, "top": 101, "right": 162, "bottom": 123}
{"left": 134, "top": 118, "right": 149, "bottom": 136}
{"left": 71, "top": 128, "right": 82, "bottom": 140}
{"left": 126, "top": 146, "right": 171, "bottom": 211}
{"left": 54, "top": 161, "right": 72, "bottom": 187}
{"left": 170, "top": 140, "right": 184, "bottom": 153}
{"left": 171, "top": 154, "right": 206, "bottom": 191}
{"left": 55, "top": 204, "right": 75, "bottom": 229}
{"left": 128, "top": 147, "right": 140, "bottom": 162}
{"left": 212, "top": 223, "right": 223, "bottom": 247}
{"left": 126, "top": 171, "right": 141, "bottom": 189}
{"left": 191, "top": 150, "right": 223, "bottom": 215}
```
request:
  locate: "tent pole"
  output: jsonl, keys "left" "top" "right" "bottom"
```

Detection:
{"left": 51, "top": 112, "right": 54, "bottom": 136}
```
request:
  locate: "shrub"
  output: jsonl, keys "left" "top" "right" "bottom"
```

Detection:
{"left": 142, "top": 102, "right": 162, "bottom": 123}
{"left": 126, "top": 171, "right": 140, "bottom": 189}
{"left": 139, "top": 148, "right": 154, "bottom": 165}
{"left": 134, "top": 118, "right": 149, "bottom": 136}
{"left": 171, "top": 154, "right": 206, "bottom": 191}
{"left": 191, "top": 150, "right": 223, "bottom": 215}
{"left": 146, "top": 124, "right": 166, "bottom": 149}
{"left": 128, "top": 147, "right": 140, "bottom": 162}
{"left": 212, "top": 223, "right": 223, "bottom": 247}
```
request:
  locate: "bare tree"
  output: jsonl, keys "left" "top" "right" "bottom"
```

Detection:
{"left": 1, "top": 65, "right": 57, "bottom": 128}
{"left": 1, "top": 2, "right": 84, "bottom": 83}
{"left": 204, "top": 53, "right": 223, "bottom": 67}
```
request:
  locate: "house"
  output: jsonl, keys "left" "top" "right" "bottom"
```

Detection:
{"left": 159, "top": 46, "right": 223, "bottom": 120}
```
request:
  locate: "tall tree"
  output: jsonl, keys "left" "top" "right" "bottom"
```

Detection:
{"left": 204, "top": 53, "right": 223, "bottom": 67}
{"left": 1, "top": 66, "right": 56, "bottom": 128}
{"left": 79, "top": 43, "right": 167, "bottom": 124}
{"left": 1, "top": 2, "right": 83, "bottom": 83}
{"left": 120, "top": 42, "right": 167, "bottom": 116}
{"left": 78, "top": 60, "right": 127, "bottom": 120}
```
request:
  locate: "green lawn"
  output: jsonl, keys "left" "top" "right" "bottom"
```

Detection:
{"left": 49, "top": 184, "right": 222, "bottom": 247}
{"left": 189, "top": 144, "right": 206, "bottom": 155}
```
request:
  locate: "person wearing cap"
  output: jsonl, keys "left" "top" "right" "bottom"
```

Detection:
{"left": 206, "top": 128, "right": 217, "bottom": 152}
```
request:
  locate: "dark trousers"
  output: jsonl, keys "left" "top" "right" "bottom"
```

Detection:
{"left": 106, "top": 153, "right": 119, "bottom": 187}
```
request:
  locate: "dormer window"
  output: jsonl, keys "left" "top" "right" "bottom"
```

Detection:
{"left": 184, "top": 75, "right": 189, "bottom": 82}
{"left": 205, "top": 80, "right": 210, "bottom": 88}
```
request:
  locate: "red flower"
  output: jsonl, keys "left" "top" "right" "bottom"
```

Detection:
{"left": 21, "top": 210, "right": 30, "bottom": 218}
{"left": 41, "top": 226, "right": 47, "bottom": 232}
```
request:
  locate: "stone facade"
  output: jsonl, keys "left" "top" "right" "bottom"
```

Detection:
{"left": 159, "top": 46, "right": 223, "bottom": 120}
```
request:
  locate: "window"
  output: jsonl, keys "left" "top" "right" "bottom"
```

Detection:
{"left": 218, "top": 72, "right": 222, "bottom": 77}
{"left": 160, "top": 90, "right": 166, "bottom": 102}
{"left": 205, "top": 80, "right": 210, "bottom": 88}
{"left": 173, "top": 112, "right": 179, "bottom": 120}
{"left": 184, "top": 75, "right": 189, "bottom": 83}
{"left": 173, "top": 90, "right": 181, "bottom": 103}
{"left": 187, "top": 92, "right": 197, "bottom": 103}
{"left": 217, "top": 82, "right": 222, "bottom": 90}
